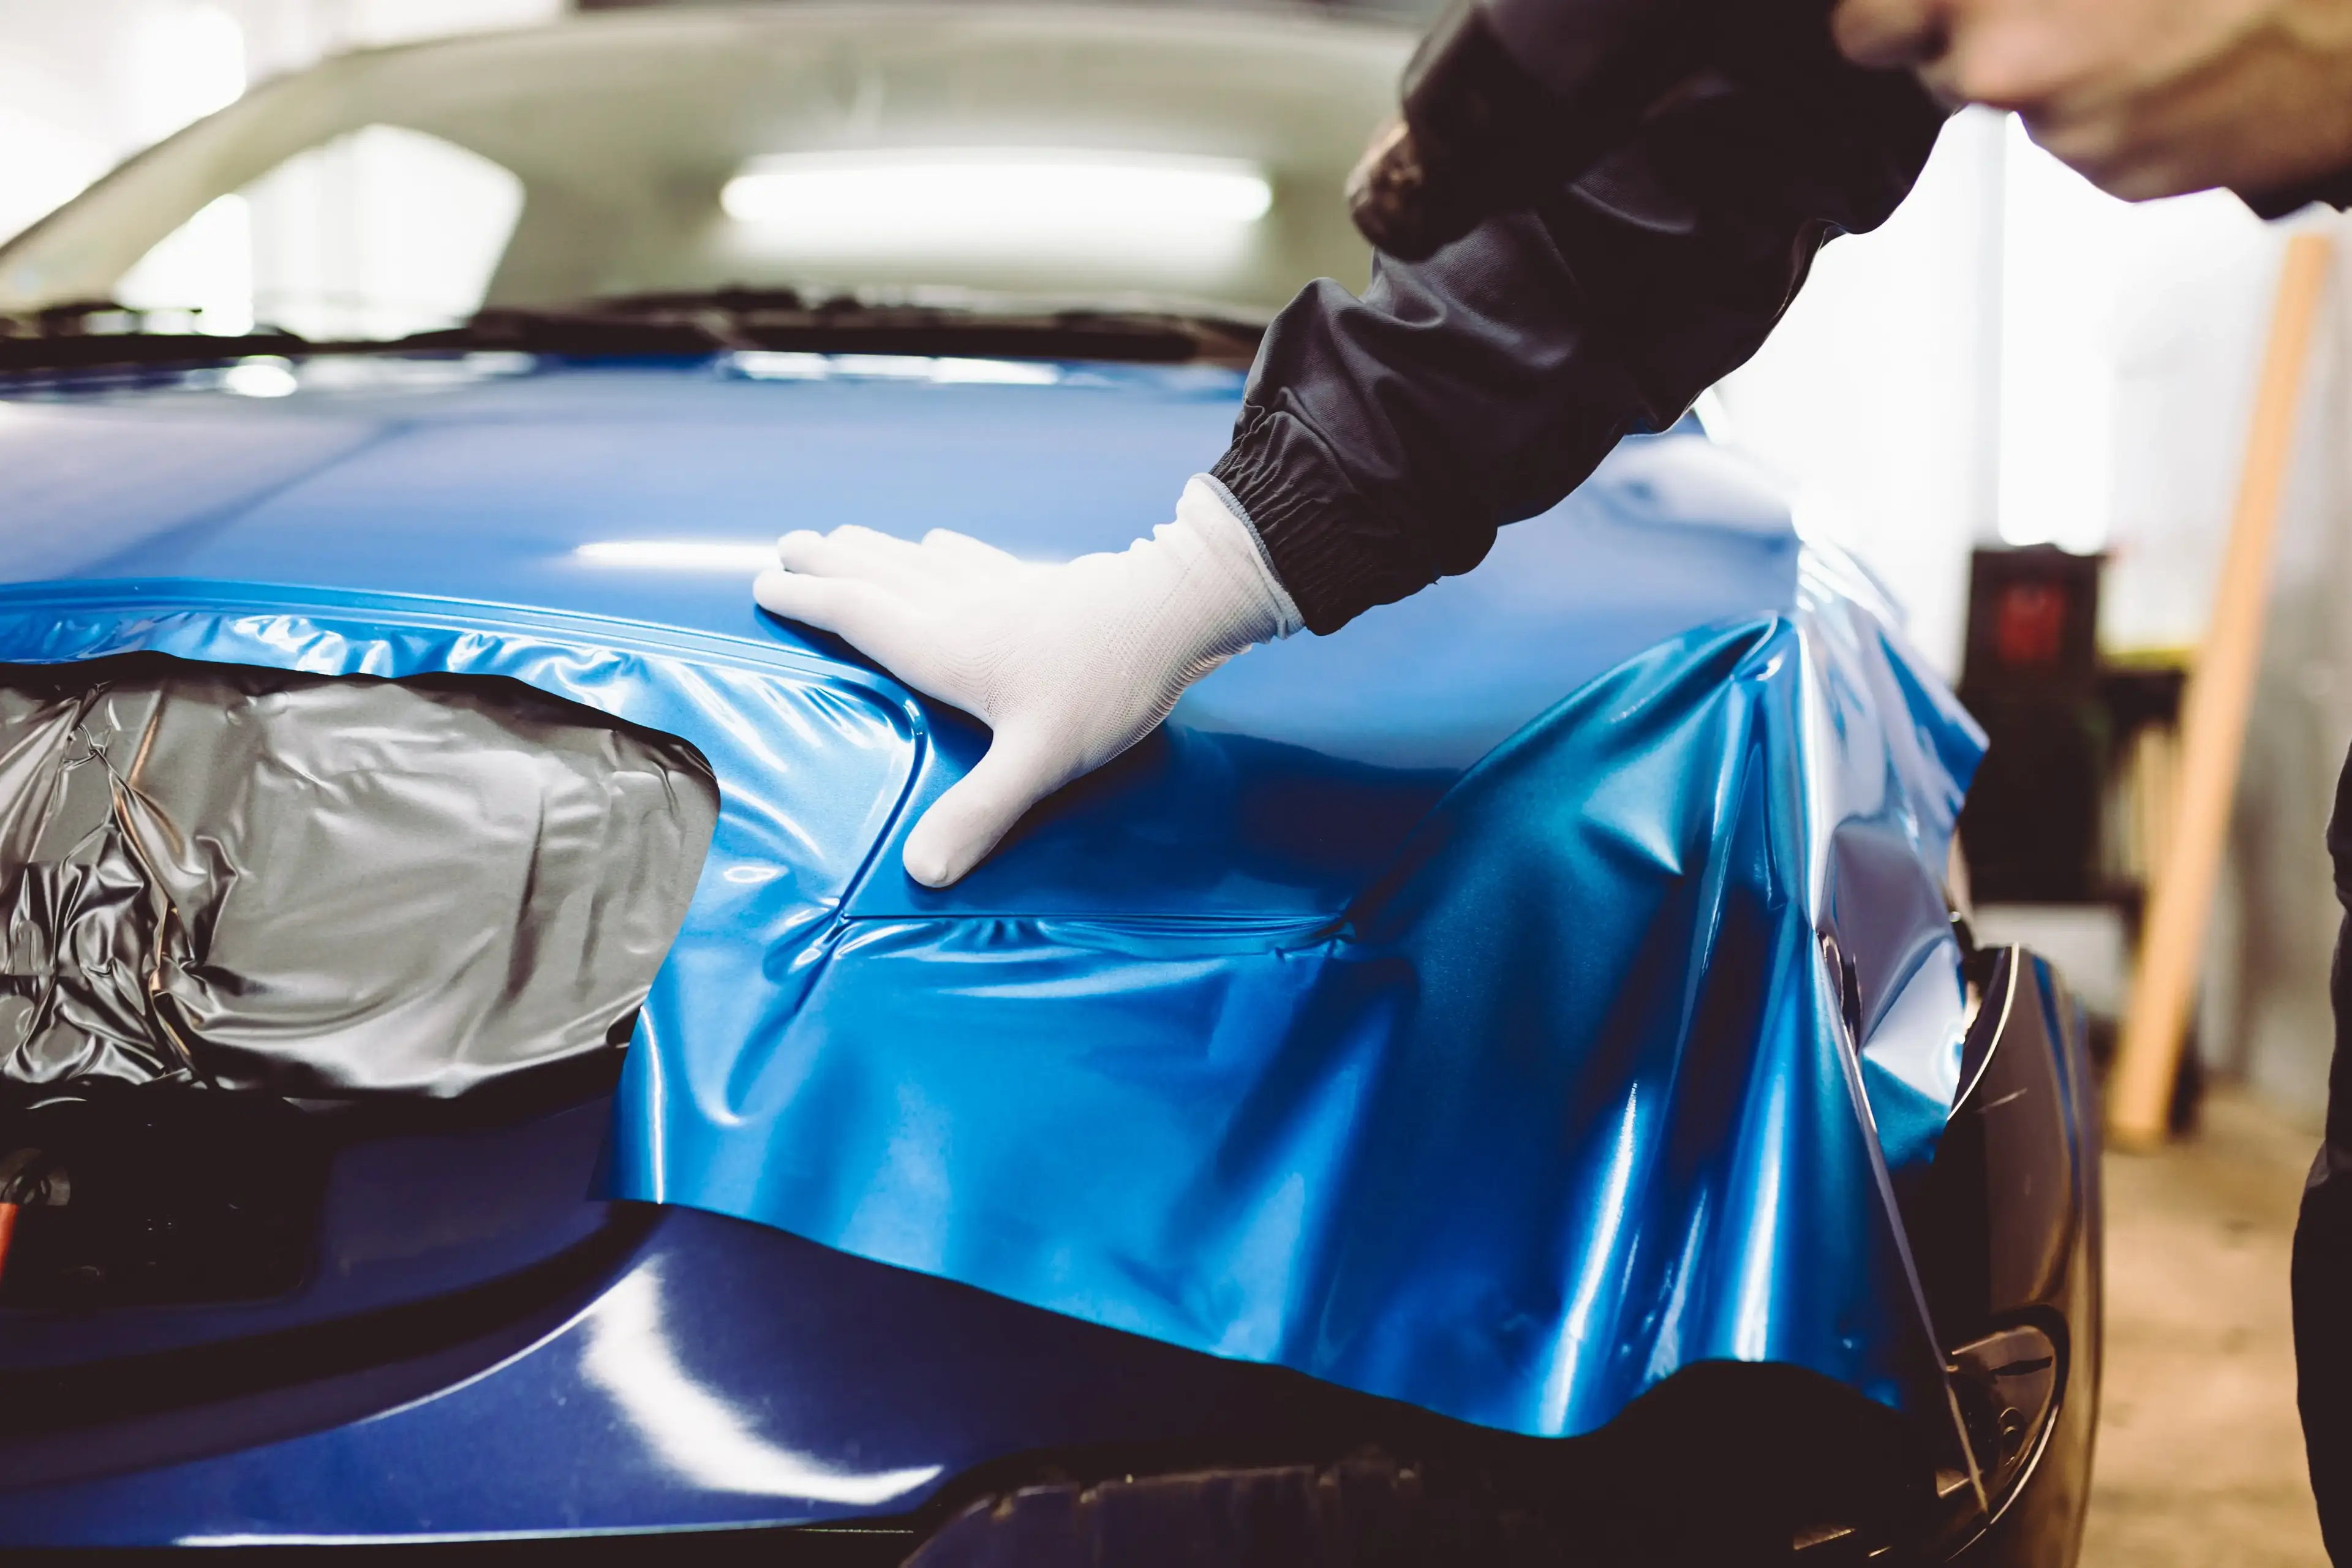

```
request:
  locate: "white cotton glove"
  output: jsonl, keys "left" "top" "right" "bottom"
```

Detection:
{"left": 753, "top": 476, "right": 1303, "bottom": 888}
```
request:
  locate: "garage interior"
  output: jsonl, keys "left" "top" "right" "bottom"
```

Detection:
{"left": 1, "top": 0, "right": 2347, "bottom": 1561}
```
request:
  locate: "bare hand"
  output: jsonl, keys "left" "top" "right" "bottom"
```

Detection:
{"left": 1832, "top": 0, "right": 2352, "bottom": 200}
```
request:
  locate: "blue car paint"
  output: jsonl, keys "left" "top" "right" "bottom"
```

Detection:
{"left": 0, "top": 354, "right": 1798, "bottom": 772}
{"left": 0, "top": 1097, "right": 617, "bottom": 1373}
{"left": 7, "top": 1191, "right": 1574, "bottom": 1544}
{"left": 0, "top": 353, "right": 1982, "bottom": 1541}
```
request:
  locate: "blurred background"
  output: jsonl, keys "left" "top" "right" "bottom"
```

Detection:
{"left": 1, "top": 1, "right": 2344, "bottom": 1557}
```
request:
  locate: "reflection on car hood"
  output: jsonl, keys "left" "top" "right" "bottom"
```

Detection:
{"left": 0, "top": 350, "right": 1804, "bottom": 771}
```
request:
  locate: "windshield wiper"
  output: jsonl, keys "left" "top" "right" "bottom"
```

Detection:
{"left": 0, "top": 301, "right": 313, "bottom": 373}
{"left": 405, "top": 290, "right": 1268, "bottom": 366}
{"left": 0, "top": 298, "right": 707, "bottom": 372}
{"left": 0, "top": 290, "right": 1269, "bottom": 375}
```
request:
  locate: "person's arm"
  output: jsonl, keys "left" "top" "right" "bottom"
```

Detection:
{"left": 1217, "top": 37, "right": 1943, "bottom": 631}
{"left": 756, "top": 36, "right": 1943, "bottom": 883}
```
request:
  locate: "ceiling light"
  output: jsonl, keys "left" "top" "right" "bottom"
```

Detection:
{"left": 723, "top": 149, "right": 1272, "bottom": 231}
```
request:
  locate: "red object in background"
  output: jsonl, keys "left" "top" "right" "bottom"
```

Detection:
{"left": 1962, "top": 545, "right": 2103, "bottom": 693}
{"left": 1995, "top": 582, "right": 2068, "bottom": 666}
{"left": 0, "top": 1200, "right": 16, "bottom": 1292}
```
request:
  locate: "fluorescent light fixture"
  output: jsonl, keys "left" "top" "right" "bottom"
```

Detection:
{"left": 725, "top": 149, "right": 1270, "bottom": 228}
{"left": 575, "top": 540, "right": 775, "bottom": 571}
{"left": 720, "top": 149, "right": 1271, "bottom": 277}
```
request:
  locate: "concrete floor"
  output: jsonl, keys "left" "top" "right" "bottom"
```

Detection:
{"left": 2078, "top": 1087, "right": 2329, "bottom": 1566}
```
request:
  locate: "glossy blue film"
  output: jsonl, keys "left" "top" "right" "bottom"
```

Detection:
{"left": 0, "top": 368, "right": 1982, "bottom": 1443}
{"left": 620, "top": 583, "right": 1986, "bottom": 1439}
{"left": 0, "top": 562, "right": 1980, "bottom": 1444}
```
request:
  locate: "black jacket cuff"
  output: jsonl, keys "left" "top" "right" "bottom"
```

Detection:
{"left": 1210, "top": 407, "right": 1438, "bottom": 636}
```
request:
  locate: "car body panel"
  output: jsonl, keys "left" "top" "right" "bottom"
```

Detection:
{"left": 0, "top": 351, "right": 1975, "bottom": 1427}
{"left": 0, "top": 355, "right": 1796, "bottom": 774}
{"left": 0, "top": 354, "right": 2086, "bottom": 1559}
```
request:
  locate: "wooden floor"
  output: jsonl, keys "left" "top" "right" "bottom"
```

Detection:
{"left": 2079, "top": 1087, "right": 2329, "bottom": 1566}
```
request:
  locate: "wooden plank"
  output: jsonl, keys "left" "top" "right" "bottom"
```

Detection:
{"left": 2109, "top": 231, "right": 2334, "bottom": 1149}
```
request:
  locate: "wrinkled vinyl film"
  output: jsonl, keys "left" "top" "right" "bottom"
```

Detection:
{"left": 0, "top": 657, "right": 717, "bottom": 1099}
{"left": 0, "top": 523, "right": 1979, "bottom": 1446}
{"left": 623, "top": 587, "right": 1985, "bottom": 1441}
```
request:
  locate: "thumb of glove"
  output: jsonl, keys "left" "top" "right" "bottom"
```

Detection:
{"left": 902, "top": 726, "right": 1068, "bottom": 888}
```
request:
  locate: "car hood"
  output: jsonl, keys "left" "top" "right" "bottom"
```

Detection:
{"left": 0, "top": 350, "right": 1803, "bottom": 776}
{"left": 0, "top": 349, "right": 1989, "bottom": 1468}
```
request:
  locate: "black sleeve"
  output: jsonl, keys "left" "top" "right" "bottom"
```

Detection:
{"left": 1210, "top": 41, "right": 1947, "bottom": 635}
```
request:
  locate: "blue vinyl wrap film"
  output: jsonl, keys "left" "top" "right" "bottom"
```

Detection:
{"left": 0, "top": 356, "right": 1983, "bottom": 1445}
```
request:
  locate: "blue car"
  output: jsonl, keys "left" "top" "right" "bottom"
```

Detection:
{"left": 0, "top": 7, "right": 2097, "bottom": 1564}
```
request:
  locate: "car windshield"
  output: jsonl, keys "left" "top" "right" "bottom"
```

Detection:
{"left": 0, "top": 4, "right": 1410, "bottom": 348}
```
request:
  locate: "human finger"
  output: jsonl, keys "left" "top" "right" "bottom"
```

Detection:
{"left": 901, "top": 729, "right": 1068, "bottom": 886}
{"left": 774, "top": 526, "right": 932, "bottom": 590}
{"left": 1830, "top": 0, "right": 1948, "bottom": 70}
{"left": 752, "top": 567, "right": 934, "bottom": 677}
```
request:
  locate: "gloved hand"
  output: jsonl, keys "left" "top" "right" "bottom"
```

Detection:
{"left": 753, "top": 476, "right": 1302, "bottom": 888}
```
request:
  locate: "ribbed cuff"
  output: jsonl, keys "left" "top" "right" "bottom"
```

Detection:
{"left": 1208, "top": 407, "right": 1435, "bottom": 636}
